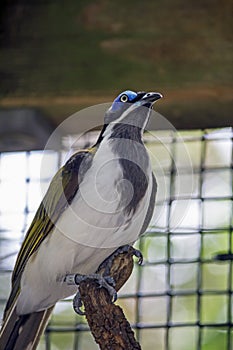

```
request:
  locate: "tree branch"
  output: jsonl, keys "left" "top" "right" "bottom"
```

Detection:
{"left": 78, "top": 247, "right": 142, "bottom": 350}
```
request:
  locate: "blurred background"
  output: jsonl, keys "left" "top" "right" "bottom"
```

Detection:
{"left": 0, "top": 0, "right": 232, "bottom": 145}
{"left": 0, "top": 1, "right": 232, "bottom": 350}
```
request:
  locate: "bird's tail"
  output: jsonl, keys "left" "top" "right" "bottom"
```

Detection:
{"left": 0, "top": 303, "right": 53, "bottom": 350}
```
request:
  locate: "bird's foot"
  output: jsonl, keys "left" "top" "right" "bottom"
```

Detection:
{"left": 64, "top": 273, "right": 116, "bottom": 315}
{"left": 97, "top": 244, "right": 143, "bottom": 276}
{"left": 65, "top": 245, "right": 143, "bottom": 315}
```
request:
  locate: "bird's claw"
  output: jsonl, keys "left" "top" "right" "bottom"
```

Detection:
{"left": 69, "top": 274, "right": 117, "bottom": 315}
{"left": 97, "top": 245, "right": 143, "bottom": 276}
{"left": 97, "top": 275, "right": 117, "bottom": 302}
{"left": 73, "top": 291, "right": 85, "bottom": 315}
{"left": 67, "top": 245, "right": 143, "bottom": 316}
{"left": 132, "top": 247, "right": 143, "bottom": 265}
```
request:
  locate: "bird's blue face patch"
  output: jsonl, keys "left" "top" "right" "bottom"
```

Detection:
{"left": 111, "top": 90, "right": 138, "bottom": 111}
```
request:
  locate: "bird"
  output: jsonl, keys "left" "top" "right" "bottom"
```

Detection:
{"left": 0, "top": 89, "right": 162, "bottom": 350}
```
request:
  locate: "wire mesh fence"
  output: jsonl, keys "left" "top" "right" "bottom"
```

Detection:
{"left": 0, "top": 127, "right": 232, "bottom": 350}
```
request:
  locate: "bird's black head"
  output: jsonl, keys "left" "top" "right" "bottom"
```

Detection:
{"left": 104, "top": 90, "right": 163, "bottom": 129}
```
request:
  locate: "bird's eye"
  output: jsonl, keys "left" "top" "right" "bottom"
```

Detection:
{"left": 120, "top": 94, "right": 128, "bottom": 103}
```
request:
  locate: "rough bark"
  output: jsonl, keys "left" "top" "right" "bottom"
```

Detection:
{"left": 78, "top": 247, "right": 141, "bottom": 350}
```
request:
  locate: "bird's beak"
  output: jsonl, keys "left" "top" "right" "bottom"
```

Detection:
{"left": 142, "top": 92, "right": 163, "bottom": 104}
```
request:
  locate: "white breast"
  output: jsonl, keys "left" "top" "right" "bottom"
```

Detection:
{"left": 17, "top": 138, "right": 153, "bottom": 314}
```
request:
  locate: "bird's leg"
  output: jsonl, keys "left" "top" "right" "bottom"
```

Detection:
{"left": 64, "top": 274, "right": 116, "bottom": 315}
{"left": 65, "top": 245, "right": 143, "bottom": 315}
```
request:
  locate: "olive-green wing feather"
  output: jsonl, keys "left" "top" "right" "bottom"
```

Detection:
{"left": 4, "top": 149, "right": 95, "bottom": 318}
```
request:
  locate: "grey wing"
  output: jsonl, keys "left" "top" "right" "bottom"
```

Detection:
{"left": 140, "top": 173, "right": 157, "bottom": 235}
